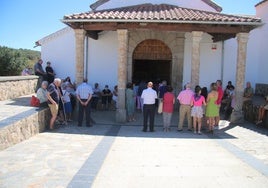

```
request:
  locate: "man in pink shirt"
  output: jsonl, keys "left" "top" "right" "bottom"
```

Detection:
{"left": 177, "top": 83, "right": 194, "bottom": 131}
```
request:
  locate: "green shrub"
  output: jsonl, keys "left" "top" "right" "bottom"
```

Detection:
{"left": 0, "top": 46, "right": 40, "bottom": 76}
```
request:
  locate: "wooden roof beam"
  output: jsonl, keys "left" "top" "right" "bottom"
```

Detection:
{"left": 209, "top": 33, "right": 237, "bottom": 42}
{"left": 81, "top": 22, "right": 253, "bottom": 34}
{"left": 86, "top": 30, "right": 101, "bottom": 40}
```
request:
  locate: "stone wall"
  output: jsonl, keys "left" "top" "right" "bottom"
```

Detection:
{"left": 0, "top": 108, "right": 50, "bottom": 151}
{"left": 255, "top": 83, "right": 268, "bottom": 96}
{"left": 0, "top": 76, "right": 38, "bottom": 101}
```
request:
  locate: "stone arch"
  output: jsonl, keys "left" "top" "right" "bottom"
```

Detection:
{"left": 133, "top": 39, "right": 172, "bottom": 60}
{"left": 127, "top": 30, "right": 185, "bottom": 92}
{"left": 132, "top": 39, "right": 172, "bottom": 83}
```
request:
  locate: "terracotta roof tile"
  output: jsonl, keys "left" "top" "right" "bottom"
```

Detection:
{"left": 63, "top": 4, "right": 261, "bottom": 24}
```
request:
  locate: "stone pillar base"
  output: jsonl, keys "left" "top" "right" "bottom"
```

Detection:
{"left": 116, "top": 108, "right": 126, "bottom": 123}
{"left": 230, "top": 110, "right": 244, "bottom": 124}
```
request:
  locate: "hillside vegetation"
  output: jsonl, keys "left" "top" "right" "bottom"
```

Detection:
{"left": 0, "top": 46, "right": 40, "bottom": 76}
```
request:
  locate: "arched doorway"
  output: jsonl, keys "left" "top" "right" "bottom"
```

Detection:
{"left": 132, "top": 39, "right": 172, "bottom": 84}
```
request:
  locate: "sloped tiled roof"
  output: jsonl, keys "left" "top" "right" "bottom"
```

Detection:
{"left": 201, "top": 0, "right": 222, "bottom": 12}
{"left": 63, "top": 3, "right": 261, "bottom": 25}
{"left": 90, "top": 0, "right": 222, "bottom": 12}
{"left": 255, "top": 0, "right": 268, "bottom": 7}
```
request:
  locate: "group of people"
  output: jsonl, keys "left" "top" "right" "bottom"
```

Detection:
{"left": 242, "top": 81, "right": 268, "bottom": 125}
{"left": 36, "top": 77, "right": 76, "bottom": 130}
{"left": 137, "top": 80, "right": 227, "bottom": 134}
{"left": 133, "top": 79, "right": 267, "bottom": 129}
{"left": 89, "top": 83, "right": 118, "bottom": 111}
{"left": 174, "top": 80, "right": 223, "bottom": 134}
{"left": 33, "top": 58, "right": 266, "bottom": 132}
{"left": 135, "top": 78, "right": 268, "bottom": 133}
{"left": 33, "top": 62, "right": 117, "bottom": 131}
{"left": 34, "top": 59, "right": 56, "bottom": 92}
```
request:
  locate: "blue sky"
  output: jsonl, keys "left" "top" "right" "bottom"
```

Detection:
{"left": 0, "top": 0, "right": 262, "bottom": 51}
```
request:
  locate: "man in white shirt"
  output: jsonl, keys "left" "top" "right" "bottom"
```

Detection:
{"left": 141, "top": 82, "right": 157, "bottom": 132}
{"left": 76, "top": 78, "right": 93, "bottom": 127}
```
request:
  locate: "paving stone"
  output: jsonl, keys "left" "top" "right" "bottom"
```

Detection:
{"left": 0, "top": 96, "right": 268, "bottom": 187}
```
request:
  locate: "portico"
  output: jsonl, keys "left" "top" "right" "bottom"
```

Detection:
{"left": 63, "top": 3, "right": 261, "bottom": 122}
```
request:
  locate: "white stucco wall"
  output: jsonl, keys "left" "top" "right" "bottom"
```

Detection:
{"left": 255, "top": 1, "right": 268, "bottom": 84}
{"left": 221, "top": 1, "right": 268, "bottom": 90}
{"left": 184, "top": 33, "right": 223, "bottom": 89}
{"left": 87, "top": 31, "right": 118, "bottom": 90}
{"left": 40, "top": 28, "right": 76, "bottom": 82}
{"left": 220, "top": 33, "right": 258, "bottom": 91}
{"left": 245, "top": 31, "right": 260, "bottom": 89}
{"left": 98, "top": 0, "right": 218, "bottom": 12}
{"left": 222, "top": 39, "right": 238, "bottom": 87}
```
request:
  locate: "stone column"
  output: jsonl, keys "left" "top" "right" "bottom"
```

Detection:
{"left": 172, "top": 33, "right": 185, "bottom": 95}
{"left": 116, "top": 29, "right": 128, "bottom": 123}
{"left": 73, "top": 29, "right": 86, "bottom": 121}
{"left": 74, "top": 29, "right": 86, "bottom": 84}
{"left": 191, "top": 31, "right": 203, "bottom": 87}
{"left": 231, "top": 33, "right": 249, "bottom": 123}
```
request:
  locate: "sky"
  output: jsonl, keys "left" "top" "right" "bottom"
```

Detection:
{"left": 0, "top": 0, "right": 262, "bottom": 51}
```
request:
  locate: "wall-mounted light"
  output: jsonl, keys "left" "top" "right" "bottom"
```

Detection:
{"left": 211, "top": 43, "right": 217, "bottom": 50}
{"left": 139, "top": 23, "right": 147, "bottom": 26}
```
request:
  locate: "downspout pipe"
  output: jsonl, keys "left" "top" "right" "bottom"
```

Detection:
{"left": 221, "top": 41, "right": 224, "bottom": 82}
{"left": 84, "top": 36, "right": 89, "bottom": 79}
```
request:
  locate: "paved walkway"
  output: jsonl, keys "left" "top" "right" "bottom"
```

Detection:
{"left": 0, "top": 95, "right": 37, "bottom": 128}
{"left": 0, "top": 99, "right": 268, "bottom": 187}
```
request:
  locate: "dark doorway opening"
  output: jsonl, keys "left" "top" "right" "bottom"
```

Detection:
{"left": 132, "top": 59, "right": 171, "bottom": 84}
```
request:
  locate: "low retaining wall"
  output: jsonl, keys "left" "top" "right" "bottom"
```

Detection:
{"left": 0, "top": 108, "right": 50, "bottom": 151}
{"left": 0, "top": 76, "right": 38, "bottom": 101}
{"left": 255, "top": 83, "right": 268, "bottom": 96}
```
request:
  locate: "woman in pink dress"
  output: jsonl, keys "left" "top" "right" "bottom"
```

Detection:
{"left": 191, "top": 85, "right": 206, "bottom": 134}
{"left": 162, "top": 85, "right": 175, "bottom": 132}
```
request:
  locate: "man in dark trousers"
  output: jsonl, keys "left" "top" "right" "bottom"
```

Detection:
{"left": 141, "top": 81, "right": 157, "bottom": 132}
{"left": 76, "top": 78, "right": 93, "bottom": 127}
{"left": 34, "top": 59, "right": 46, "bottom": 92}
{"left": 45, "top": 61, "right": 56, "bottom": 84}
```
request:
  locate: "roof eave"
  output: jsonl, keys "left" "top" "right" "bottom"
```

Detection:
{"left": 61, "top": 19, "right": 262, "bottom": 26}
{"left": 255, "top": 0, "right": 268, "bottom": 7}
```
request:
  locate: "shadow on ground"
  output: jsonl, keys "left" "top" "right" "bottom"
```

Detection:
{"left": 45, "top": 110, "right": 240, "bottom": 140}
{"left": 5, "top": 96, "right": 32, "bottom": 106}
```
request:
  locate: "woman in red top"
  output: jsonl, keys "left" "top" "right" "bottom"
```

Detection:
{"left": 162, "top": 85, "right": 175, "bottom": 132}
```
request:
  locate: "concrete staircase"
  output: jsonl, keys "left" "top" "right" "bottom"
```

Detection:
{"left": 0, "top": 95, "right": 50, "bottom": 151}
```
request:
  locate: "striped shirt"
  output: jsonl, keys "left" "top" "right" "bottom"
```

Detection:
{"left": 47, "top": 83, "right": 59, "bottom": 104}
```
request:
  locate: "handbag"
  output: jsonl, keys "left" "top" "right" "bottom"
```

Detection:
{"left": 30, "top": 95, "right": 40, "bottom": 107}
{"left": 158, "top": 100, "right": 163, "bottom": 114}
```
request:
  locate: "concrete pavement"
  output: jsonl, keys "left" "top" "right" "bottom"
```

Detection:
{"left": 0, "top": 110, "right": 268, "bottom": 188}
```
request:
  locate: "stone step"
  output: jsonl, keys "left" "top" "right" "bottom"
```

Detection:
{"left": 0, "top": 95, "right": 50, "bottom": 151}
